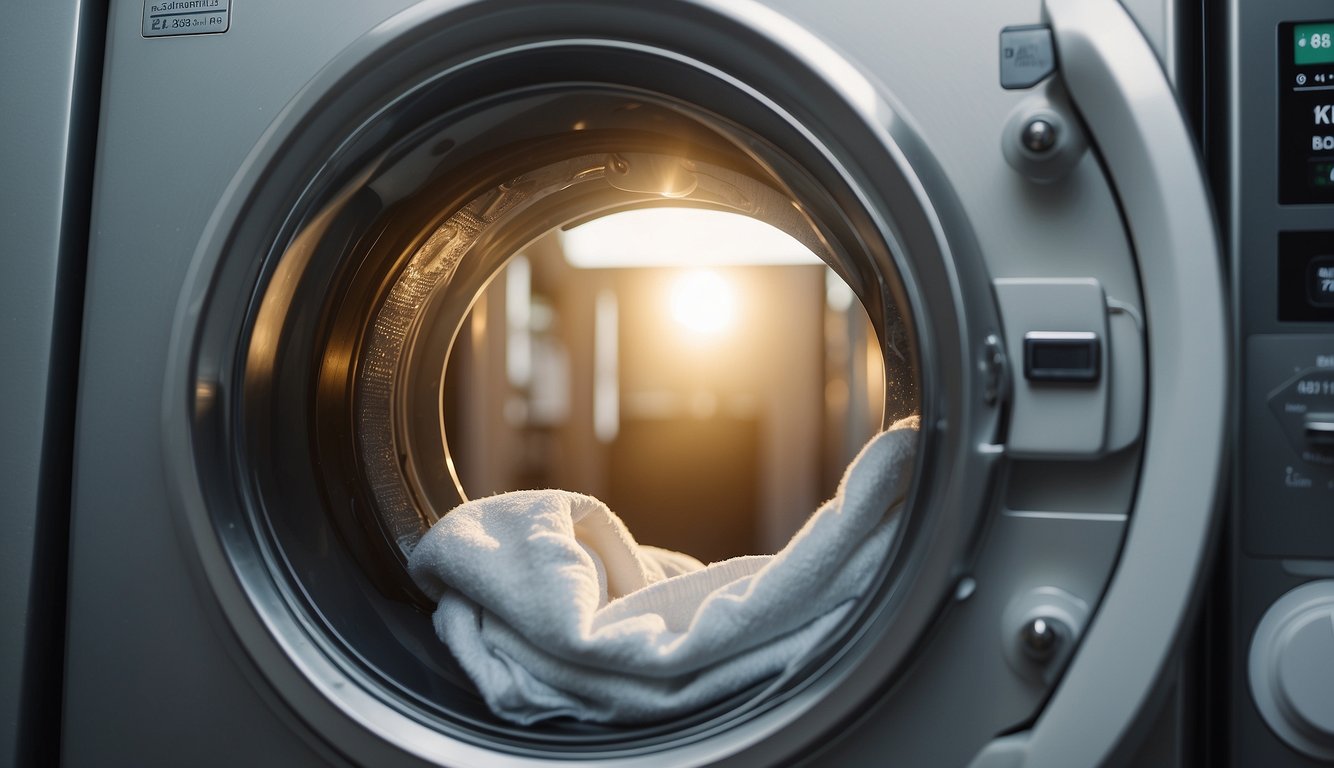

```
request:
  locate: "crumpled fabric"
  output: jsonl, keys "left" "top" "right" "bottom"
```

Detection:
{"left": 408, "top": 417, "right": 918, "bottom": 724}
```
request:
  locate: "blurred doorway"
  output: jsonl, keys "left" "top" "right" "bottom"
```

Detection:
{"left": 443, "top": 209, "right": 886, "bottom": 561}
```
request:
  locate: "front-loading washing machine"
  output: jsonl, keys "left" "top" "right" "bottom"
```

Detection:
{"left": 3, "top": 0, "right": 1277, "bottom": 764}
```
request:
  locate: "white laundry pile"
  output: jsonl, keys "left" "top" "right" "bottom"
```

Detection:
{"left": 407, "top": 417, "right": 918, "bottom": 725}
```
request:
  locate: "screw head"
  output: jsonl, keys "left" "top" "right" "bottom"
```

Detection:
{"left": 1020, "top": 616, "right": 1060, "bottom": 660}
{"left": 1021, "top": 118, "right": 1058, "bottom": 153}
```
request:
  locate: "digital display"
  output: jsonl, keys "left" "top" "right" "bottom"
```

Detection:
{"left": 1280, "top": 22, "right": 1334, "bottom": 204}
{"left": 1295, "top": 23, "right": 1334, "bottom": 66}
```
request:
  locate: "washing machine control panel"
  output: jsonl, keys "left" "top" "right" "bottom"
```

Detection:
{"left": 1231, "top": 8, "right": 1334, "bottom": 766}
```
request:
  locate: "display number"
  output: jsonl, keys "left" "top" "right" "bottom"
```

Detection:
{"left": 1296, "top": 379, "right": 1334, "bottom": 396}
{"left": 149, "top": 17, "right": 198, "bottom": 30}
{"left": 1301, "top": 32, "right": 1334, "bottom": 48}
{"left": 1293, "top": 23, "right": 1334, "bottom": 67}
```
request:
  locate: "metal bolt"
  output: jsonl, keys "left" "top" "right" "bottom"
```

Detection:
{"left": 1020, "top": 616, "right": 1060, "bottom": 660}
{"left": 1021, "top": 118, "right": 1058, "bottom": 153}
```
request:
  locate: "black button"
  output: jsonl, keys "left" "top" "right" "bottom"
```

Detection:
{"left": 1024, "top": 332, "right": 1100, "bottom": 383}
{"left": 1278, "top": 231, "right": 1334, "bottom": 322}
{"left": 1309, "top": 255, "right": 1334, "bottom": 307}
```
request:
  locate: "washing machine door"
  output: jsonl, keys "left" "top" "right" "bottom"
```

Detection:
{"left": 968, "top": 0, "right": 1228, "bottom": 762}
{"left": 162, "top": 0, "right": 1224, "bottom": 765}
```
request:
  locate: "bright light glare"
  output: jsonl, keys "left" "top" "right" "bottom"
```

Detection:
{"left": 560, "top": 208, "right": 822, "bottom": 269}
{"left": 670, "top": 270, "right": 736, "bottom": 337}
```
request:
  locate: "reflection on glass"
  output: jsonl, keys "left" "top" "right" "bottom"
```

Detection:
{"left": 560, "top": 207, "right": 822, "bottom": 268}
{"left": 442, "top": 211, "right": 885, "bottom": 562}
{"left": 669, "top": 270, "right": 736, "bottom": 338}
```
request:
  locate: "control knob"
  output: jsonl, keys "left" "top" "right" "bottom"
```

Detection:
{"left": 1250, "top": 580, "right": 1334, "bottom": 761}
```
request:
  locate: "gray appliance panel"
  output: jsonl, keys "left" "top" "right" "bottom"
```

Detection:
{"left": 0, "top": 1, "right": 103, "bottom": 765}
{"left": 62, "top": 1, "right": 418, "bottom": 765}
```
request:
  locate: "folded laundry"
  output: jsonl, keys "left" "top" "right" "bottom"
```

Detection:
{"left": 408, "top": 417, "right": 919, "bottom": 724}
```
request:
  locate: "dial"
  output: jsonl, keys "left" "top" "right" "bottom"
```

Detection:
{"left": 1250, "top": 580, "right": 1334, "bottom": 761}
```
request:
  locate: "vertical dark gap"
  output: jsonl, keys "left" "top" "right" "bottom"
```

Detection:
{"left": 1149, "top": 2, "right": 1227, "bottom": 765}
{"left": 1176, "top": 0, "right": 1208, "bottom": 146}
{"left": 1192, "top": 1, "right": 1234, "bottom": 766}
{"left": 17, "top": 2, "right": 107, "bottom": 766}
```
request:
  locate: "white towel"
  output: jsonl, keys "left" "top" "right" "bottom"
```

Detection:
{"left": 408, "top": 417, "right": 918, "bottom": 724}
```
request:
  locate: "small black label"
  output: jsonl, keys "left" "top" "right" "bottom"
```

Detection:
{"left": 142, "top": 0, "right": 230, "bottom": 38}
{"left": 1310, "top": 256, "right": 1334, "bottom": 306}
{"left": 1279, "top": 231, "right": 1334, "bottom": 321}
{"left": 1023, "top": 333, "right": 1100, "bottom": 383}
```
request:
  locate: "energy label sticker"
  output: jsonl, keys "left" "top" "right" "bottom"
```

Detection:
{"left": 142, "top": 0, "right": 230, "bottom": 38}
